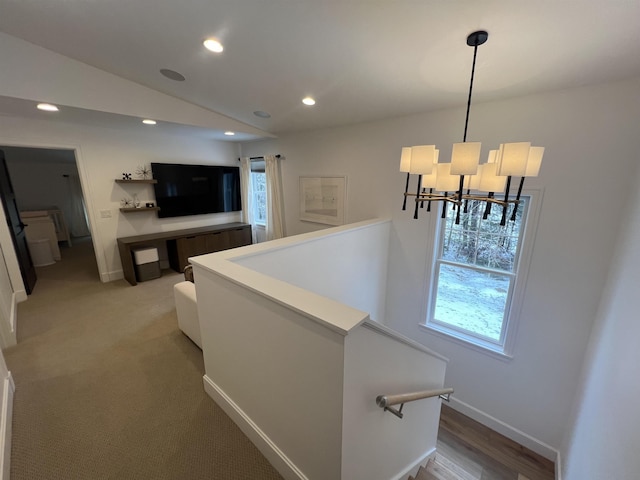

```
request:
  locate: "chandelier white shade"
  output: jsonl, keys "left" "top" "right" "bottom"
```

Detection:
{"left": 400, "top": 30, "right": 544, "bottom": 225}
{"left": 496, "top": 142, "right": 531, "bottom": 176}
{"left": 410, "top": 146, "right": 437, "bottom": 175}
{"left": 450, "top": 142, "right": 481, "bottom": 175}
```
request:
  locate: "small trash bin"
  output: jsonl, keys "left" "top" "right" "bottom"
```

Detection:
{"left": 27, "top": 238, "right": 55, "bottom": 267}
{"left": 132, "top": 247, "right": 161, "bottom": 282}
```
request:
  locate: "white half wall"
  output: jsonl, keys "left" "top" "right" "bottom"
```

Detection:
{"left": 192, "top": 220, "right": 449, "bottom": 480}
{"left": 240, "top": 77, "right": 640, "bottom": 453}
{"left": 195, "top": 267, "right": 346, "bottom": 480}
{"left": 342, "top": 322, "right": 446, "bottom": 480}
{"left": 233, "top": 219, "right": 390, "bottom": 321}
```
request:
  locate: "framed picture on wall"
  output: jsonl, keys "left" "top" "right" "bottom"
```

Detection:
{"left": 299, "top": 176, "right": 346, "bottom": 225}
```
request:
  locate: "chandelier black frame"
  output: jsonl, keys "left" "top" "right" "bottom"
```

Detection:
{"left": 400, "top": 31, "right": 544, "bottom": 226}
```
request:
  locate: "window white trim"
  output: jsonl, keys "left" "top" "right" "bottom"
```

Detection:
{"left": 419, "top": 322, "right": 514, "bottom": 361}
{"left": 422, "top": 187, "right": 544, "bottom": 357}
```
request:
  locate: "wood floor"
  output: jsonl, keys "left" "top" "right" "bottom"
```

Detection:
{"left": 416, "top": 404, "right": 556, "bottom": 480}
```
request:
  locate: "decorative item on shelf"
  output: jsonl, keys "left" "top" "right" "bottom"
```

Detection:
{"left": 146, "top": 202, "right": 155, "bottom": 208}
{"left": 135, "top": 164, "right": 152, "bottom": 180}
{"left": 121, "top": 198, "right": 133, "bottom": 208}
{"left": 122, "top": 173, "right": 132, "bottom": 180}
{"left": 400, "top": 30, "right": 544, "bottom": 226}
{"left": 133, "top": 194, "right": 141, "bottom": 208}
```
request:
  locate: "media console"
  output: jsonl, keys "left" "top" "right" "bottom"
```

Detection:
{"left": 117, "top": 223, "right": 251, "bottom": 285}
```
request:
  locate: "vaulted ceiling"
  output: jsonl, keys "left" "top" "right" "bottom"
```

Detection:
{"left": 1, "top": 0, "right": 639, "bottom": 138}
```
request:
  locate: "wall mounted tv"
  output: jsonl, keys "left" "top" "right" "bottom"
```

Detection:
{"left": 151, "top": 163, "right": 242, "bottom": 218}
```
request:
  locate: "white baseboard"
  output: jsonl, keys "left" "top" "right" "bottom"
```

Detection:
{"left": 202, "top": 375, "right": 308, "bottom": 480}
{"left": 14, "top": 291, "right": 26, "bottom": 304}
{"left": 448, "top": 397, "right": 559, "bottom": 462}
{"left": 103, "top": 270, "right": 123, "bottom": 283}
{"left": 0, "top": 372, "right": 15, "bottom": 480}
{"left": 392, "top": 447, "right": 436, "bottom": 480}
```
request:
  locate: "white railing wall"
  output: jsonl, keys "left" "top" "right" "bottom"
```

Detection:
{"left": 342, "top": 321, "right": 447, "bottom": 480}
{"left": 233, "top": 220, "right": 390, "bottom": 322}
{"left": 191, "top": 219, "right": 447, "bottom": 480}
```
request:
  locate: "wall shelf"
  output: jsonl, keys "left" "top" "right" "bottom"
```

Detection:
{"left": 115, "top": 179, "right": 157, "bottom": 184}
{"left": 119, "top": 207, "right": 160, "bottom": 213}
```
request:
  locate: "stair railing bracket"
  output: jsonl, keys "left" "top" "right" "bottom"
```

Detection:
{"left": 438, "top": 392, "right": 451, "bottom": 402}
{"left": 384, "top": 403, "right": 404, "bottom": 419}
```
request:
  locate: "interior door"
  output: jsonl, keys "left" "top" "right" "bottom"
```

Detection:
{"left": 0, "top": 150, "right": 37, "bottom": 294}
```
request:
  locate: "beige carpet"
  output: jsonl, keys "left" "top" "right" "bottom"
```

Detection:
{"left": 3, "top": 237, "right": 283, "bottom": 480}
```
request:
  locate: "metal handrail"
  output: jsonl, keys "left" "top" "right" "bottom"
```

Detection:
{"left": 376, "top": 387, "right": 453, "bottom": 419}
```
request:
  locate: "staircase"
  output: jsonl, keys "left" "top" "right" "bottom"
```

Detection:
{"left": 409, "top": 453, "right": 479, "bottom": 480}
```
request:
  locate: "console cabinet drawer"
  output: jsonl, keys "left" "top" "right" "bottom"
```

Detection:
{"left": 167, "top": 225, "right": 252, "bottom": 272}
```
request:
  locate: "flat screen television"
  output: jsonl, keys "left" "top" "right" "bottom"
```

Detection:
{"left": 151, "top": 162, "right": 242, "bottom": 218}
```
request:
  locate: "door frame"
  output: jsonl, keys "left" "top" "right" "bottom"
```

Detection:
{"left": 0, "top": 139, "right": 105, "bottom": 287}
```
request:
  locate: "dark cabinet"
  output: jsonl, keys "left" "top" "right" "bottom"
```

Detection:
{"left": 118, "top": 223, "right": 251, "bottom": 285}
{"left": 167, "top": 224, "right": 252, "bottom": 272}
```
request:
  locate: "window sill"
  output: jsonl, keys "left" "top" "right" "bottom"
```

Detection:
{"left": 419, "top": 323, "right": 514, "bottom": 362}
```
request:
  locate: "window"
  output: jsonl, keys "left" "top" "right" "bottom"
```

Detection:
{"left": 250, "top": 163, "right": 267, "bottom": 226}
{"left": 425, "top": 195, "right": 536, "bottom": 356}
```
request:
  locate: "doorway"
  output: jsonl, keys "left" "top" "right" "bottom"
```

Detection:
{"left": 0, "top": 146, "right": 98, "bottom": 292}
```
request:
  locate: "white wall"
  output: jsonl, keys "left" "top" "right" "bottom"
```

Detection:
{"left": 0, "top": 114, "right": 241, "bottom": 282}
{"left": 0, "top": 241, "right": 16, "bottom": 478}
{"left": 241, "top": 77, "right": 640, "bottom": 455}
{"left": 0, "top": 347, "right": 12, "bottom": 480}
{"left": 193, "top": 221, "right": 448, "bottom": 480}
{"left": 342, "top": 322, "right": 446, "bottom": 480}
{"left": 234, "top": 220, "right": 390, "bottom": 321}
{"left": 561, "top": 155, "right": 640, "bottom": 479}
{"left": 196, "top": 267, "right": 346, "bottom": 480}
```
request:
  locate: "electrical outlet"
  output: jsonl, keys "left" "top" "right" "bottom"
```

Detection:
{"left": 100, "top": 209, "right": 112, "bottom": 219}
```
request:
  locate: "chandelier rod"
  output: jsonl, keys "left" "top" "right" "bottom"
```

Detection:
{"left": 462, "top": 30, "right": 488, "bottom": 142}
{"left": 455, "top": 31, "right": 488, "bottom": 224}
{"left": 463, "top": 40, "right": 479, "bottom": 142}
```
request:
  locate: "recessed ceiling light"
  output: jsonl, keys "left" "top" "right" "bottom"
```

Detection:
{"left": 302, "top": 97, "right": 316, "bottom": 106}
{"left": 203, "top": 38, "right": 224, "bottom": 53}
{"left": 160, "top": 68, "right": 186, "bottom": 81}
{"left": 37, "top": 103, "right": 59, "bottom": 112}
{"left": 253, "top": 110, "right": 271, "bottom": 118}
{"left": 224, "top": 131, "right": 235, "bottom": 136}
{"left": 142, "top": 119, "right": 157, "bottom": 125}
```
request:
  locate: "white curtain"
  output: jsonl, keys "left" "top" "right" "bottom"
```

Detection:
{"left": 264, "top": 155, "right": 285, "bottom": 240}
{"left": 66, "top": 174, "right": 91, "bottom": 237}
{"left": 239, "top": 157, "right": 256, "bottom": 243}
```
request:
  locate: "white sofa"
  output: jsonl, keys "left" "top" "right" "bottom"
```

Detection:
{"left": 173, "top": 280, "right": 202, "bottom": 349}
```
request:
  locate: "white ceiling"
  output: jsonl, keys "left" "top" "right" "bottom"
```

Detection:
{"left": 1, "top": 0, "right": 639, "bottom": 137}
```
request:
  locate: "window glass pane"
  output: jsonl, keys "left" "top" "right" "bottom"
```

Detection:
{"left": 428, "top": 196, "right": 530, "bottom": 349}
{"left": 440, "top": 198, "right": 527, "bottom": 273}
{"left": 251, "top": 172, "right": 267, "bottom": 224}
{"left": 433, "top": 264, "right": 511, "bottom": 342}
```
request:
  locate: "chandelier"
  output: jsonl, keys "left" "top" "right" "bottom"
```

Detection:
{"left": 400, "top": 31, "right": 544, "bottom": 226}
